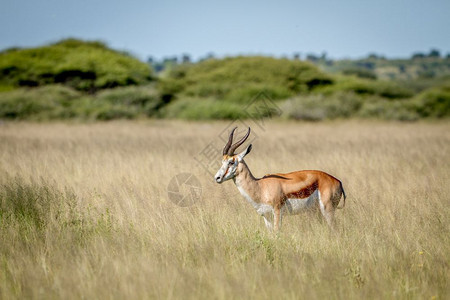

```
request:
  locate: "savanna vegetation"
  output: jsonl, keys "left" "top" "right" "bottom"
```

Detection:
{"left": 1, "top": 39, "right": 449, "bottom": 121}
{"left": 1, "top": 37, "right": 449, "bottom": 300}
{"left": 0, "top": 39, "right": 152, "bottom": 92}
{"left": 315, "top": 50, "right": 450, "bottom": 81}
{"left": 0, "top": 121, "right": 449, "bottom": 299}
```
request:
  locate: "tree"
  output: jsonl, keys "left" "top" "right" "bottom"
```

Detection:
{"left": 412, "top": 52, "right": 425, "bottom": 59}
{"left": 199, "top": 52, "right": 215, "bottom": 62}
{"left": 182, "top": 54, "right": 191, "bottom": 64}
{"left": 306, "top": 54, "right": 319, "bottom": 62}
{"left": 428, "top": 49, "right": 441, "bottom": 58}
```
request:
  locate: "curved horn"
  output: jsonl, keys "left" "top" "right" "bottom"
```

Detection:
{"left": 223, "top": 127, "right": 237, "bottom": 155}
{"left": 228, "top": 127, "right": 251, "bottom": 155}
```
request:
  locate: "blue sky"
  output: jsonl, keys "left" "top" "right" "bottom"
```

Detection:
{"left": 1, "top": 0, "right": 449, "bottom": 61}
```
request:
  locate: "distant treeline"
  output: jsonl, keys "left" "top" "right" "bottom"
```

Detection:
{"left": 149, "top": 48, "right": 450, "bottom": 80}
{"left": 0, "top": 39, "right": 449, "bottom": 121}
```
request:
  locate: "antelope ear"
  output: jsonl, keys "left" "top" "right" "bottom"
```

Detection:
{"left": 237, "top": 144, "right": 252, "bottom": 161}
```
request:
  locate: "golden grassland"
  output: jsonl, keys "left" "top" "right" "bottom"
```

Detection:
{"left": 0, "top": 120, "right": 449, "bottom": 299}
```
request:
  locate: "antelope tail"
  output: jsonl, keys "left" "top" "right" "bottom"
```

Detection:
{"left": 337, "top": 181, "right": 346, "bottom": 209}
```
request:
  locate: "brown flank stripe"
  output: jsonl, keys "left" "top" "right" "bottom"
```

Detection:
{"left": 286, "top": 181, "right": 318, "bottom": 199}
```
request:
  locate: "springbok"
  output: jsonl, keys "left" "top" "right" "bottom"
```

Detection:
{"left": 214, "top": 127, "right": 346, "bottom": 231}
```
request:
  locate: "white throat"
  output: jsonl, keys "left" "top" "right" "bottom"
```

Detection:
{"left": 234, "top": 177, "right": 258, "bottom": 209}
{"left": 234, "top": 177, "right": 272, "bottom": 216}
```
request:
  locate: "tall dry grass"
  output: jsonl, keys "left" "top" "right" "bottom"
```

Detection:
{"left": 0, "top": 120, "right": 449, "bottom": 299}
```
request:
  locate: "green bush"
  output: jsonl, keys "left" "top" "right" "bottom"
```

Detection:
{"left": 163, "top": 56, "right": 333, "bottom": 101}
{"left": 0, "top": 39, "right": 152, "bottom": 91}
{"left": 162, "top": 97, "right": 246, "bottom": 120}
{"left": 1, "top": 45, "right": 448, "bottom": 121}
{"left": 222, "top": 84, "right": 292, "bottom": 103}
{"left": 0, "top": 85, "right": 164, "bottom": 120}
{"left": 412, "top": 83, "right": 450, "bottom": 118}
{"left": 281, "top": 92, "right": 363, "bottom": 121}
{"left": 357, "top": 99, "right": 420, "bottom": 121}
{"left": 0, "top": 85, "right": 81, "bottom": 120}
{"left": 280, "top": 90, "right": 449, "bottom": 121}
{"left": 394, "top": 76, "right": 450, "bottom": 93}
{"left": 341, "top": 68, "right": 377, "bottom": 80}
{"left": 317, "top": 76, "right": 414, "bottom": 99}
{"left": 95, "top": 85, "right": 164, "bottom": 117}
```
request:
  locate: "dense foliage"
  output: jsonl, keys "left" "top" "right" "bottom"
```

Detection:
{"left": 0, "top": 85, "right": 163, "bottom": 120}
{"left": 164, "top": 56, "right": 333, "bottom": 101}
{"left": 0, "top": 39, "right": 152, "bottom": 91}
{"left": 316, "top": 54, "right": 450, "bottom": 81}
{"left": 0, "top": 39, "right": 449, "bottom": 121}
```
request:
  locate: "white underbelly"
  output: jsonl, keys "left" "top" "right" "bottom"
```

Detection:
{"left": 256, "top": 204, "right": 273, "bottom": 216}
{"left": 282, "top": 189, "right": 319, "bottom": 215}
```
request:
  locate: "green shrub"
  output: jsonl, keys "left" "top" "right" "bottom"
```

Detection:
{"left": 0, "top": 39, "right": 152, "bottom": 91}
{"left": 357, "top": 99, "right": 419, "bottom": 121}
{"left": 224, "top": 84, "right": 292, "bottom": 103}
{"left": 96, "top": 85, "right": 164, "bottom": 117}
{"left": 93, "top": 105, "right": 139, "bottom": 120}
{"left": 0, "top": 85, "right": 166, "bottom": 120}
{"left": 341, "top": 68, "right": 377, "bottom": 80}
{"left": 162, "top": 98, "right": 246, "bottom": 120}
{"left": 0, "top": 85, "right": 81, "bottom": 120}
{"left": 0, "top": 85, "right": 15, "bottom": 92}
{"left": 183, "top": 81, "right": 233, "bottom": 99}
{"left": 280, "top": 90, "right": 446, "bottom": 121}
{"left": 157, "top": 78, "right": 188, "bottom": 102}
{"left": 411, "top": 83, "right": 450, "bottom": 118}
{"left": 66, "top": 96, "right": 137, "bottom": 120}
{"left": 163, "top": 56, "right": 333, "bottom": 101}
{"left": 318, "top": 77, "right": 414, "bottom": 99}
{"left": 281, "top": 92, "right": 363, "bottom": 121}
{"left": 1, "top": 46, "right": 448, "bottom": 121}
{"left": 395, "top": 75, "right": 450, "bottom": 94}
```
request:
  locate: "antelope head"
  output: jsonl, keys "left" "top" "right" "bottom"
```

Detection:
{"left": 215, "top": 127, "right": 252, "bottom": 183}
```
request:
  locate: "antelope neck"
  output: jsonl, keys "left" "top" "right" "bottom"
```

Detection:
{"left": 233, "top": 160, "right": 261, "bottom": 203}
